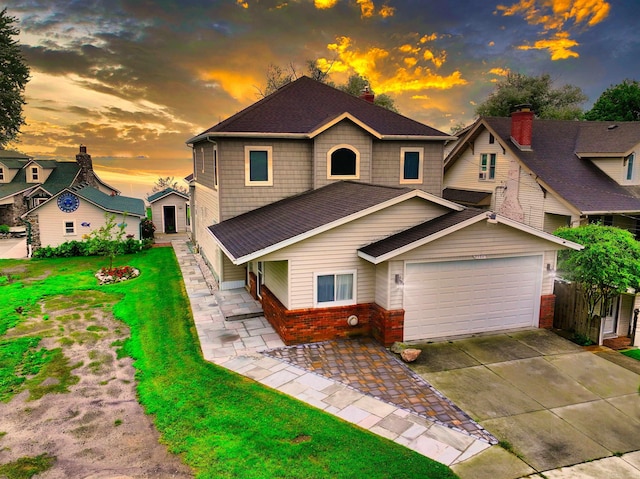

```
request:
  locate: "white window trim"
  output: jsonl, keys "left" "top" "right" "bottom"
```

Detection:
{"left": 192, "top": 148, "right": 197, "bottom": 181}
{"left": 30, "top": 166, "right": 40, "bottom": 182}
{"left": 623, "top": 152, "right": 635, "bottom": 183}
{"left": 400, "top": 147, "right": 424, "bottom": 184}
{"left": 245, "top": 146, "right": 273, "bottom": 186}
{"left": 313, "top": 270, "right": 357, "bottom": 307}
{"left": 327, "top": 144, "right": 360, "bottom": 180}
{"left": 200, "top": 147, "right": 205, "bottom": 174}
{"left": 479, "top": 153, "right": 496, "bottom": 181}
{"left": 212, "top": 143, "right": 219, "bottom": 189}
{"left": 63, "top": 220, "right": 76, "bottom": 236}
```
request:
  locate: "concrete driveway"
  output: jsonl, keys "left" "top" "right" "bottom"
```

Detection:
{"left": 409, "top": 329, "right": 640, "bottom": 478}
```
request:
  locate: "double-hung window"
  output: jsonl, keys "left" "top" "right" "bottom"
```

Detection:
{"left": 0, "top": 167, "right": 4, "bottom": 181}
{"left": 245, "top": 146, "right": 273, "bottom": 186}
{"left": 315, "top": 271, "right": 356, "bottom": 307}
{"left": 400, "top": 148, "right": 423, "bottom": 184}
{"left": 31, "top": 167, "right": 39, "bottom": 182}
{"left": 64, "top": 220, "right": 76, "bottom": 235}
{"left": 479, "top": 153, "right": 496, "bottom": 180}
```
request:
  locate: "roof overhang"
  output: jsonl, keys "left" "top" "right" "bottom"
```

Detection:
{"left": 358, "top": 211, "right": 583, "bottom": 264}
{"left": 209, "top": 189, "right": 464, "bottom": 265}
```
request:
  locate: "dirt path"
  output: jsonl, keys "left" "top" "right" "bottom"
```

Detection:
{"left": 0, "top": 291, "right": 193, "bottom": 478}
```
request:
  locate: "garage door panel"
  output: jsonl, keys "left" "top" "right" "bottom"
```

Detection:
{"left": 404, "top": 256, "right": 542, "bottom": 341}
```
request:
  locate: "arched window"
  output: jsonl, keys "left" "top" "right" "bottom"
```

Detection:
{"left": 327, "top": 145, "right": 359, "bottom": 178}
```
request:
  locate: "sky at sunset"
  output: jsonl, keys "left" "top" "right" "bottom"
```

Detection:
{"left": 4, "top": 0, "right": 639, "bottom": 199}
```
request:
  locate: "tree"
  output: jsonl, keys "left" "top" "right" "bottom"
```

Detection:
{"left": 584, "top": 79, "right": 640, "bottom": 122}
{"left": 257, "top": 61, "right": 398, "bottom": 112}
{"left": 0, "top": 8, "right": 30, "bottom": 146}
{"left": 339, "top": 74, "right": 398, "bottom": 112}
{"left": 89, "top": 213, "right": 128, "bottom": 269}
{"left": 475, "top": 73, "right": 586, "bottom": 119}
{"left": 554, "top": 224, "right": 640, "bottom": 340}
{"left": 150, "top": 176, "right": 187, "bottom": 195}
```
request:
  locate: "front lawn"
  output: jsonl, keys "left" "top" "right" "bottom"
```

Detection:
{"left": 622, "top": 349, "right": 640, "bottom": 361}
{"left": 0, "top": 249, "right": 457, "bottom": 479}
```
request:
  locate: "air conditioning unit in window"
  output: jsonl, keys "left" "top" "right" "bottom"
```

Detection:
{"left": 479, "top": 172, "right": 487, "bottom": 180}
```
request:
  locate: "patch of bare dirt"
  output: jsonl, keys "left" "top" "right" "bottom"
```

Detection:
{"left": 0, "top": 291, "right": 193, "bottom": 478}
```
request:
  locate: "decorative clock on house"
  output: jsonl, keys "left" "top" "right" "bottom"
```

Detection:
{"left": 57, "top": 192, "right": 80, "bottom": 213}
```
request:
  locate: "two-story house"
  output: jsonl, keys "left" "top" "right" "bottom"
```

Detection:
{"left": 188, "top": 78, "right": 580, "bottom": 346}
{"left": 444, "top": 107, "right": 640, "bottom": 342}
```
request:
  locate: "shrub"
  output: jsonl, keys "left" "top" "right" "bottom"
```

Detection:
{"left": 0, "top": 224, "right": 9, "bottom": 234}
{"left": 33, "top": 239, "right": 146, "bottom": 259}
{"left": 140, "top": 217, "right": 156, "bottom": 239}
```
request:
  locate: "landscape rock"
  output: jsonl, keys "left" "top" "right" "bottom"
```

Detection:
{"left": 400, "top": 348, "right": 422, "bottom": 363}
{"left": 390, "top": 342, "right": 406, "bottom": 354}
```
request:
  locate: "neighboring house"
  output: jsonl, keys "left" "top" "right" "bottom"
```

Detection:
{"left": 187, "top": 77, "right": 581, "bottom": 346}
{"left": 147, "top": 188, "right": 190, "bottom": 234}
{"left": 24, "top": 184, "right": 145, "bottom": 250}
{"left": 0, "top": 145, "right": 118, "bottom": 227}
{"left": 444, "top": 107, "right": 640, "bottom": 342}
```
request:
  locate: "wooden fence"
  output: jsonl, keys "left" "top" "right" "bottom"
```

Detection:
{"left": 553, "top": 280, "right": 601, "bottom": 343}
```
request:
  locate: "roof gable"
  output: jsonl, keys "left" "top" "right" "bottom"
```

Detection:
{"left": 358, "top": 210, "right": 582, "bottom": 264}
{"left": 147, "top": 187, "right": 189, "bottom": 203}
{"left": 208, "top": 181, "right": 461, "bottom": 264}
{"left": 188, "top": 76, "right": 451, "bottom": 143}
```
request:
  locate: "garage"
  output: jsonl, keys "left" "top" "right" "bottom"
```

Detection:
{"left": 403, "top": 255, "right": 542, "bottom": 341}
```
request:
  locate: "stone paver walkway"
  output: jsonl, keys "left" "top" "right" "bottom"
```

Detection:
{"left": 172, "top": 239, "right": 493, "bottom": 467}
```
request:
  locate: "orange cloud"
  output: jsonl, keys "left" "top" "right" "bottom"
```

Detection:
{"left": 516, "top": 31, "right": 580, "bottom": 60}
{"left": 319, "top": 36, "right": 466, "bottom": 95}
{"left": 496, "top": 0, "right": 610, "bottom": 59}
{"left": 236, "top": 0, "right": 249, "bottom": 8}
{"left": 314, "top": 0, "right": 339, "bottom": 8}
{"left": 489, "top": 67, "right": 510, "bottom": 76}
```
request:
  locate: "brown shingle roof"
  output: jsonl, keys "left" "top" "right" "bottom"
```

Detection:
{"left": 358, "top": 208, "right": 484, "bottom": 259}
{"left": 190, "top": 76, "right": 448, "bottom": 140}
{"left": 209, "top": 181, "right": 413, "bottom": 261}
{"left": 481, "top": 118, "right": 640, "bottom": 213}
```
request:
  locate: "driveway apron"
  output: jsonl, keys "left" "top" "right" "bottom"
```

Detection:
{"left": 415, "top": 330, "right": 640, "bottom": 476}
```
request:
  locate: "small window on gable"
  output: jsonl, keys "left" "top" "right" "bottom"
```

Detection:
{"left": 328, "top": 145, "right": 359, "bottom": 179}
{"left": 315, "top": 271, "right": 356, "bottom": 307}
{"left": 200, "top": 147, "right": 205, "bottom": 173}
{"left": 400, "top": 148, "right": 423, "bottom": 184}
{"left": 625, "top": 153, "right": 635, "bottom": 181}
{"left": 31, "top": 166, "right": 39, "bottom": 182}
{"left": 212, "top": 143, "right": 218, "bottom": 188}
{"left": 479, "top": 153, "right": 496, "bottom": 180}
{"left": 245, "top": 146, "right": 273, "bottom": 186}
{"left": 489, "top": 133, "right": 495, "bottom": 144}
{"left": 0, "top": 167, "right": 4, "bottom": 181}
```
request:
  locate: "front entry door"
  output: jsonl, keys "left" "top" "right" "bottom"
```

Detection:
{"left": 603, "top": 296, "right": 619, "bottom": 336}
{"left": 163, "top": 205, "right": 177, "bottom": 233}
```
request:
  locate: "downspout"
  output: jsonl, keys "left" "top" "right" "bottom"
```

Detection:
{"left": 18, "top": 217, "right": 32, "bottom": 258}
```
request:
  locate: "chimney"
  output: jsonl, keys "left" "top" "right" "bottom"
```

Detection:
{"left": 510, "top": 104, "right": 534, "bottom": 151}
{"left": 360, "top": 85, "right": 375, "bottom": 103}
{"left": 75, "top": 144, "right": 98, "bottom": 187}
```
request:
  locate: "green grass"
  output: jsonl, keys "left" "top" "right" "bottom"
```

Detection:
{"left": 0, "top": 453, "right": 56, "bottom": 479}
{"left": 622, "top": 349, "right": 640, "bottom": 361}
{"left": 0, "top": 250, "right": 457, "bottom": 479}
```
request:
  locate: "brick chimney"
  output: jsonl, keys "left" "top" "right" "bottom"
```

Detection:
{"left": 510, "top": 104, "right": 534, "bottom": 151}
{"left": 75, "top": 144, "right": 98, "bottom": 187}
{"left": 360, "top": 85, "right": 375, "bottom": 103}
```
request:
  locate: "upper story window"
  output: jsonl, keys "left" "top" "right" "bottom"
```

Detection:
{"left": 400, "top": 148, "right": 423, "bottom": 184}
{"left": 31, "top": 166, "right": 40, "bottom": 182}
{"left": 212, "top": 143, "right": 218, "bottom": 188}
{"left": 0, "top": 167, "right": 4, "bottom": 181}
{"left": 327, "top": 145, "right": 359, "bottom": 179}
{"left": 625, "top": 153, "right": 635, "bottom": 181}
{"left": 489, "top": 133, "right": 495, "bottom": 144}
{"left": 479, "top": 153, "right": 496, "bottom": 181}
{"left": 245, "top": 146, "right": 273, "bottom": 186}
{"left": 200, "top": 147, "right": 205, "bottom": 174}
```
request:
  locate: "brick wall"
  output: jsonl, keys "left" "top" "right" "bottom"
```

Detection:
{"left": 539, "top": 294, "right": 555, "bottom": 329}
{"left": 248, "top": 271, "right": 258, "bottom": 299}
{"left": 260, "top": 286, "right": 405, "bottom": 346}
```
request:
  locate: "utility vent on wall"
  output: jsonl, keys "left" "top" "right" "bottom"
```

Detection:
{"left": 479, "top": 172, "right": 487, "bottom": 180}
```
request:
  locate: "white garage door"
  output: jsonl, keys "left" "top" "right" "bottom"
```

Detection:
{"left": 403, "top": 255, "right": 542, "bottom": 341}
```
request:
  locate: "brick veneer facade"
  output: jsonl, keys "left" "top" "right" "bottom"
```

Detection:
{"left": 539, "top": 294, "right": 555, "bottom": 329}
{"left": 258, "top": 284, "right": 405, "bottom": 347}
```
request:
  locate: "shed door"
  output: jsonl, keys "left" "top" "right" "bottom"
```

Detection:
{"left": 163, "top": 205, "right": 177, "bottom": 233}
{"left": 403, "top": 255, "right": 542, "bottom": 341}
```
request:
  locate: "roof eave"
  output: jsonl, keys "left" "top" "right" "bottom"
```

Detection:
{"left": 187, "top": 131, "right": 308, "bottom": 144}
{"left": 358, "top": 212, "right": 488, "bottom": 264}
